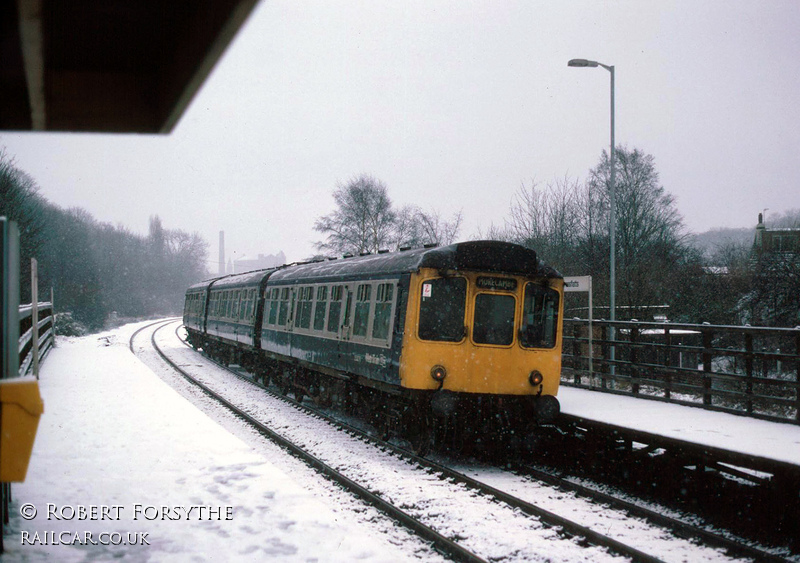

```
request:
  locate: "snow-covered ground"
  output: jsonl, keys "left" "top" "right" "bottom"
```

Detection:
{"left": 5, "top": 319, "right": 798, "bottom": 562}
{"left": 559, "top": 387, "right": 800, "bottom": 466}
{"left": 3, "top": 320, "right": 431, "bottom": 562}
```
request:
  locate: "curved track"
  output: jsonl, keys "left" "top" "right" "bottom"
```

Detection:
{"left": 135, "top": 320, "right": 789, "bottom": 562}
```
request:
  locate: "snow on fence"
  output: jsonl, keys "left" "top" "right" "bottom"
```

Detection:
{"left": 18, "top": 301, "right": 54, "bottom": 377}
{"left": 562, "top": 319, "right": 800, "bottom": 424}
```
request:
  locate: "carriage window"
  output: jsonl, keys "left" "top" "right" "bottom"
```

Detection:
{"left": 278, "top": 288, "right": 291, "bottom": 326}
{"left": 372, "top": 283, "right": 394, "bottom": 340}
{"left": 327, "top": 285, "right": 343, "bottom": 333}
{"left": 266, "top": 288, "right": 279, "bottom": 325}
{"left": 520, "top": 284, "right": 559, "bottom": 349}
{"left": 473, "top": 294, "right": 516, "bottom": 346}
{"left": 225, "top": 292, "right": 232, "bottom": 318}
{"left": 418, "top": 277, "right": 467, "bottom": 342}
{"left": 313, "top": 286, "right": 328, "bottom": 331}
{"left": 296, "top": 287, "right": 313, "bottom": 329}
{"left": 353, "top": 284, "right": 372, "bottom": 337}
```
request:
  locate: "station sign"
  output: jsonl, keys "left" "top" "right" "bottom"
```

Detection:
{"left": 564, "top": 276, "right": 592, "bottom": 293}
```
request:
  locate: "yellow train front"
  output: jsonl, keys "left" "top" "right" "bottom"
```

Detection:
{"left": 185, "top": 240, "right": 563, "bottom": 453}
{"left": 396, "top": 241, "right": 563, "bottom": 449}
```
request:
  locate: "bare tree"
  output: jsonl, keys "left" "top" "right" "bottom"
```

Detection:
{"left": 314, "top": 174, "right": 396, "bottom": 255}
{"left": 505, "top": 177, "right": 583, "bottom": 273}
{"left": 587, "top": 146, "right": 687, "bottom": 313}
{"left": 394, "top": 205, "right": 462, "bottom": 248}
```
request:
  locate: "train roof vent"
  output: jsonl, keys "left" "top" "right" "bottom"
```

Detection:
{"left": 423, "top": 242, "right": 438, "bottom": 248}
{"left": 378, "top": 248, "right": 389, "bottom": 254}
{"left": 399, "top": 246, "right": 411, "bottom": 251}
{"left": 359, "top": 251, "right": 371, "bottom": 256}
{"left": 343, "top": 253, "right": 354, "bottom": 258}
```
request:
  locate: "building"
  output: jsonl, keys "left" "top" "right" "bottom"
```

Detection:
{"left": 233, "top": 252, "right": 286, "bottom": 274}
{"left": 750, "top": 213, "right": 800, "bottom": 326}
{"left": 754, "top": 212, "right": 800, "bottom": 254}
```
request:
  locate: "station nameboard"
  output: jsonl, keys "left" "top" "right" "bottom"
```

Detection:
{"left": 564, "top": 276, "right": 592, "bottom": 293}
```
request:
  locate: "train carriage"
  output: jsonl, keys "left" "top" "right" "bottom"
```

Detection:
{"left": 203, "top": 269, "right": 273, "bottom": 352}
{"left": 185, "top": 240, "right": 564, "bottom": 450}
{"left": 183, "top": 280, "right": 213, "bottom": 341}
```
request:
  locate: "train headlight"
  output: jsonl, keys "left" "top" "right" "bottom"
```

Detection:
{"left": 431, "top": 365, "right": 447, "bottom": 382}
{"left": 528, "top": 370, "right": 544, "bottom": 387}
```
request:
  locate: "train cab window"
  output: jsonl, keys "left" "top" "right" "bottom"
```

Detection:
{"left": 313, "top": 286, "right": 328, "bottom": 331}
{"left": 473, "top": 294, "right": 516, "bottom": 346}
{"left": 418, "top": 277, "right": 467, "bottom": 342}
{"left": 296, "top": 287, "right": 313, "bottom": 329}
{"left": 372, "top": 283, "right": 394, "bottom": 340}
{"left": 327, "top": 286, "right": 343, "bottom": 333}
{"left": 353, "top": 284, "right": 372, "bottom": 338}
{"left": 520, "top": 283, "right": 559, "bottom": 349}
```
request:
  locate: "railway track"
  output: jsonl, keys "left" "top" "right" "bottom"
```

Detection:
{"left": 135, "top": 320, "right": 788, "bottom": 562}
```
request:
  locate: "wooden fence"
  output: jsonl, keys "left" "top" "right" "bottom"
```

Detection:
{"left": 18, "top": 301, "right": 54, "bottom": 377}
{"left": 562, "top": 319, "right": 800, "bottom": 424}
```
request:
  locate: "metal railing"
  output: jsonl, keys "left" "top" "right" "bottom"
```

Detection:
{"left": 18, "top": 301, "right": 54, "bottom": 377}
{"left": 562, "top": 319, "right": 800, "bottom": 424}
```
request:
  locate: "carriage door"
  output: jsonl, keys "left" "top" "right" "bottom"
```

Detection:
{"left": 340, "top": 284, "right": 355, "bottom": 340}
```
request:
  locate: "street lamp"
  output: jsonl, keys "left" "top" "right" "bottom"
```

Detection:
{"left": 568, "top": 57, "right": 616, "bottom": 372}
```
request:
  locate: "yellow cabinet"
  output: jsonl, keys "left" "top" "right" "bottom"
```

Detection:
{"left": 0, "top": 378, "right": 44, "bottom": 482}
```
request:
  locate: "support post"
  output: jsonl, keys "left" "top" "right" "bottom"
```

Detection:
{"left": 31, "top": 259, "right": 39, "bottom": 379}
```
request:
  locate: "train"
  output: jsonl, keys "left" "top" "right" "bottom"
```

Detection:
{"left": 183, "top": 240, "right": 564, "bottom": 453}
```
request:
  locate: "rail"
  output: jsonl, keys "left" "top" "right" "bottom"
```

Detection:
{"left": 18, "top": 301, "right": 54, "bottom": 377}
{"left": 562, "top": 318, "right": 800, "bottom": 424}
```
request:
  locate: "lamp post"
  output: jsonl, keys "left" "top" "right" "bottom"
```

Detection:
{"left": 568, "top": 58, "right": 616, "bottom": 374}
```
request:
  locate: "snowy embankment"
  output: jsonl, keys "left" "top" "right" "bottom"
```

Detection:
{"left": 3, "top": 320, "right": 421, "bottom": 562}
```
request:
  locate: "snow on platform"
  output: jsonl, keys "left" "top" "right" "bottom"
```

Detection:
{"left": 3, "top": 323, "right": 412, "bottom": 562}
{"left": 559, "top": 386, "right": 800, "bottom": 467}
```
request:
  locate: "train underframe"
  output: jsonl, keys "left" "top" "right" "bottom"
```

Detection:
{"left": 187, "top": 329, "right": 558, "bottom": 457}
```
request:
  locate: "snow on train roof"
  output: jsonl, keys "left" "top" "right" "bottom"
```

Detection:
{"left": 185, "top": 241, "right": 561, "bottom": 293}
{"left": 269, "top": 241, "right": 562, "bottom": 284}
{"left": 186, "top": 268, "right": 274, "bottom": 292}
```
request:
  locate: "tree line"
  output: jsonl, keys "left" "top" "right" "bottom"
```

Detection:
{"left": 1, "top": 151, "right": 208, "bottom": 332}
{"left": 314, "top": 150, "right": 799, "bottom": 328}
{"left": 3, "top": 143, "right": 796, "bottom": 332}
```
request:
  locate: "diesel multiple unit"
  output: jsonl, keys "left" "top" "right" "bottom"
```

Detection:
{"left": 184, "top": 240, "right": 563, "bottom": 451}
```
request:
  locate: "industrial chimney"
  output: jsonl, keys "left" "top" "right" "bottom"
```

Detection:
{"left": 219, "top": 231, "right": 225, "bottom": 276}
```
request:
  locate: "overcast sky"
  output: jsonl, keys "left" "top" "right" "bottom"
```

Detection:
{"left": 2, "top": 0, "right": 799, "bottom": 269}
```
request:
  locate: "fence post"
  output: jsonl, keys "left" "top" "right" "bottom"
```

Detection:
{"left": 630, "top": 324, "right": 640, "bottom": 394}
{"left": 795, "top": 331, "right": 800, "bottom": 423}
{"left": 745, "top": 332, "right": 754, "bottom": 414}
{"left": 702, "top": 328, "right": 713, "bottom": 406}
{"left": 31, "top": 258, "right": 39, "bottom": 379}
{"left": 663, "top": 326, "right": 672, "bottom": 399}
{"left": 601, "top": 324, "right": 608, "bottom": 389}
{"left": 572, "top": 322, "right": 582, "bottom": 385}
{"left": 50, "top": 286, "right": 56, "bottom": 347}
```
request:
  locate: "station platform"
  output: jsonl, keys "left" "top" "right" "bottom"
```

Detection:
{"left": 2, "top": 321, "right": 414, "bottom": 562}
{"left": 559, "top": 386, "right": 800, "bottom": 468}
{"left": 6, "top": 321, "right": 800, "bottom": 560}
